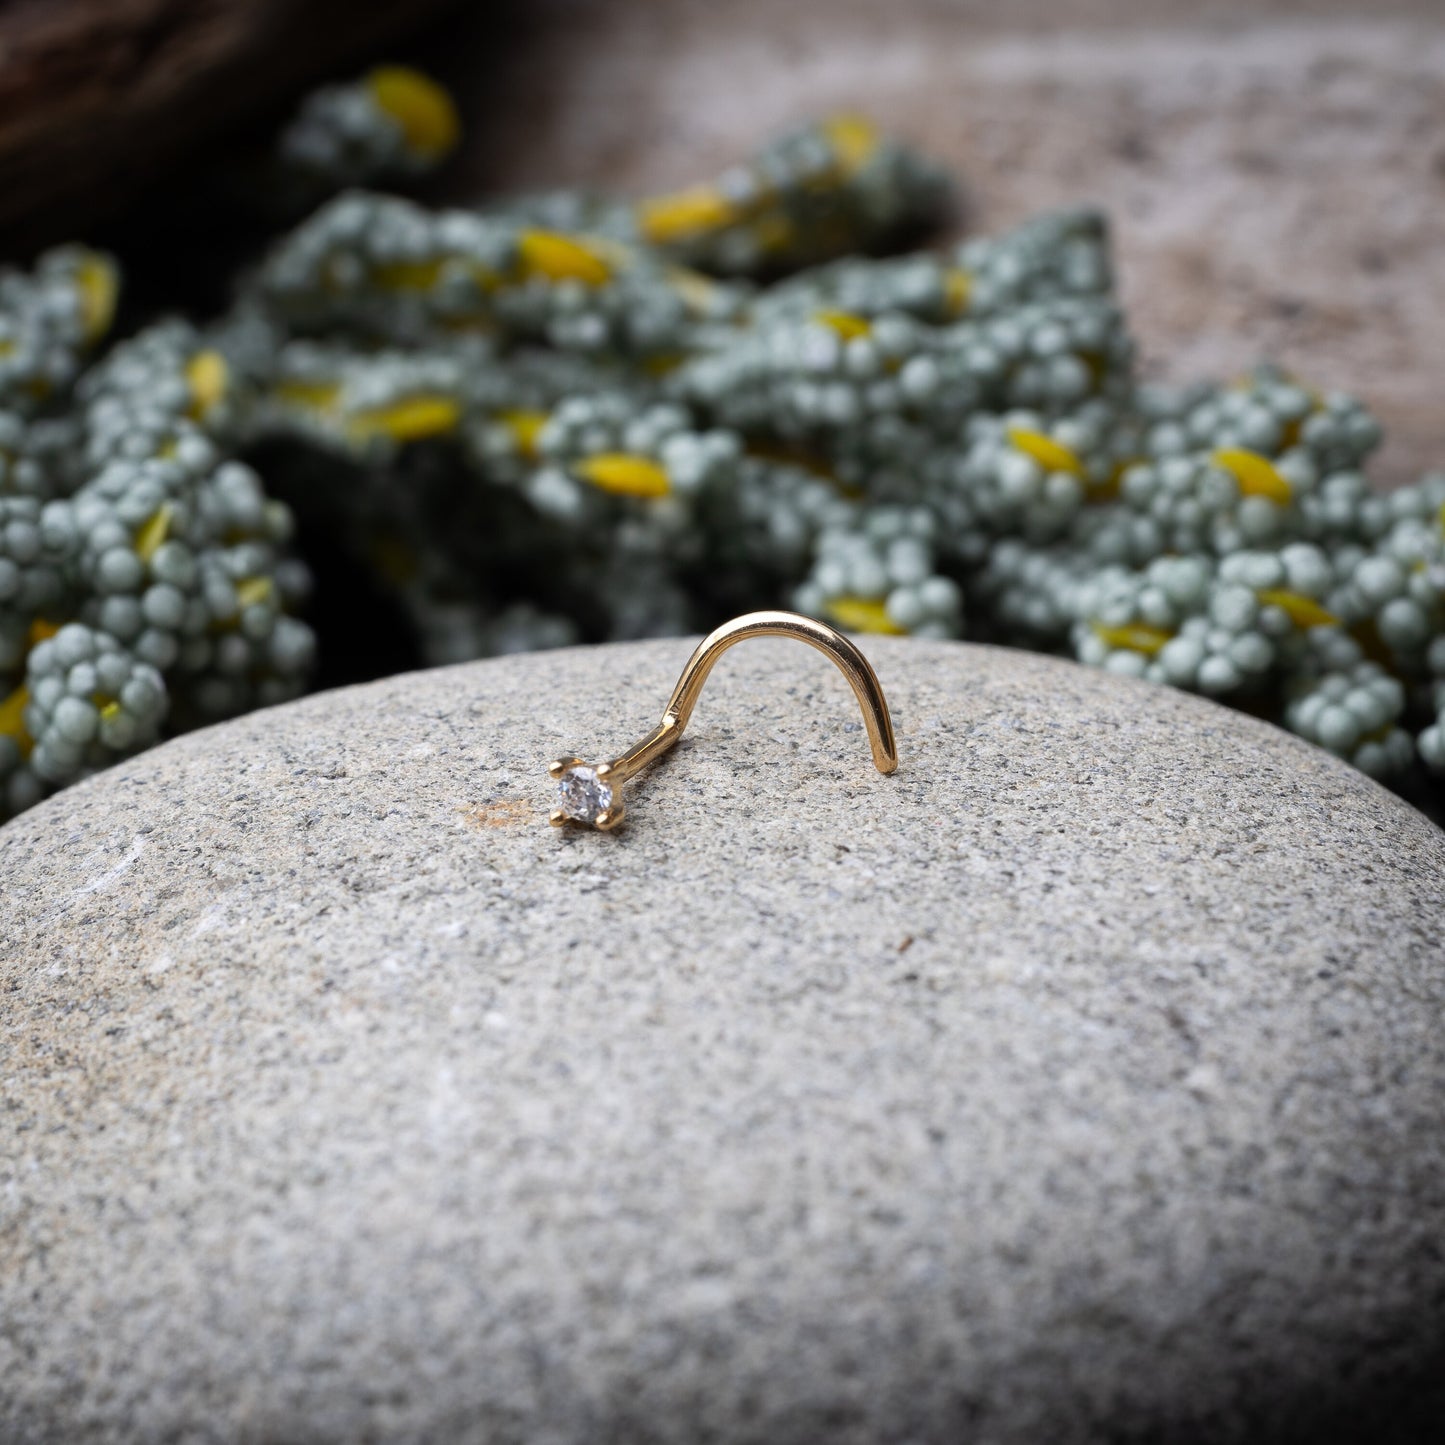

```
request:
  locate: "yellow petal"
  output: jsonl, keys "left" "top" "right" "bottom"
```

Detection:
{"left": 185, "top": 350, "right": 228, "bottom": 419}
{"left": 1007, "top": 425, "right": 1084, "bottom": 477}
{"left": 275, "top": 379, "right": 342, "bottom": 411}
{"left": 134, "top": 503, "right": 174, "bottom": 563}
{"left": 821, "top": 114, "right": 879, "bottom": 176}
{"left": 814, "top": 309, "right": 872, "bottom": 341}
{"left": 637, "top": 186, "right": 739, "bottom": 244}
{"left": 1256, "top": 589, "right": 1338, "bottom": 629}
{"left": 1212, "top": 448, "right": 1293, "bottom": 504}
{"left": 98, "top": 699, "right": 122, "bottom": 722}
{"left": 1091, "top": 621, "right": 1172, "bottom": 655}
{"left": 499, "top": 409, "right": 548, "bottom": 461}
{"left": 943, "top": 267, "right": 972, "bottom": 317}
{"left": 0, "top": 684, "right": 31, "bottom": 751}
{"left": 366, "top": 66, "right": 460, "bottom": 161}
{"left": 75, "top": 253, "right": 119, "bottom": 343}
{"left": 516, "top": 230, "right": 611, "bottom": 286}
{"left": 574, "top": 453, "right": 671, "bottom": 498}
{"left": 28, "top": 618, "right": 61, "bottom": 646}
{"left": 825, "top": 596, "right": 907, "bottom": 636}
{"left": 235, "top": 576, "right": 275, "bottom": 609}
{"left": 349, "top": 395, "right": 460, "bottom": 442}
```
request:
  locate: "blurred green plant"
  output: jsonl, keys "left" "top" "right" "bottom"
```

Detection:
{"left": 3, "top": 66, "right": 1444, "bottom": 822}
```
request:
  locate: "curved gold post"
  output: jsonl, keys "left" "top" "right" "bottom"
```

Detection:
{"left": 549, "top": 610, "right": 898, "bottom": 830}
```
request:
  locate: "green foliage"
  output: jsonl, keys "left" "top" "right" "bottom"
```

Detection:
{"left": 3, "top": 76, "right": 1444, "bottom": 822}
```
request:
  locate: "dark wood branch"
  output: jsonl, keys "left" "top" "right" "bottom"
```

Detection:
{"left": 0, "top": 0, "right": 456, "bottom": 246}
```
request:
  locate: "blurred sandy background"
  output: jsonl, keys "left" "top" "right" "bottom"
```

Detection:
{"left": 3, "top": 0, "right": 1441, "bottom": 485}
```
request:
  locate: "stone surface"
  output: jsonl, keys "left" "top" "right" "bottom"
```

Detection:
{"left": 445, "top": 0, "right": 1445, "bottom": 488}
{"left": 1, "top": 635, "right": 1444, "bottom": 1443}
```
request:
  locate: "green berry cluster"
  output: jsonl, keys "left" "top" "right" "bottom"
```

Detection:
{"left": 2, "top": 70, "right": 1443, "bottom": 824}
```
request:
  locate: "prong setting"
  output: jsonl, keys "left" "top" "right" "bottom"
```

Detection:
{"left": 552, "top": 760, "right": 616, "bottom": 828}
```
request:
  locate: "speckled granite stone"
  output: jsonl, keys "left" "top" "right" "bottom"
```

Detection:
{"left": 1, "top": 637, "right": 1443, "bottom": 1444}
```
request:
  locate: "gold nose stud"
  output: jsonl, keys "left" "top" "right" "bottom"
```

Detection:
{"left": 548, "top": 609, "right": 899, "bottom": 831}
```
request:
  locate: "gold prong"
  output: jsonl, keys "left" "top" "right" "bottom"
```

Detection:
{"left": 594, "top": 806, "right": 624, "bottom": 831}
{"left": 547, "top": 757, "right": 573, "bottom": 780}
{"left": 595, "top": 762, "right": 613, "bottom": 780}
{"left": 549, "top": 808, "right": 568, "bottom": 827}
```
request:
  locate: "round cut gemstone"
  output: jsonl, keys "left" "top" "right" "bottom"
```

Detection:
{"left": 558, "top": 765, "right": 613, "bottom": 823}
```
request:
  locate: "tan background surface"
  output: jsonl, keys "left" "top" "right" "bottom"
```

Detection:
{"left": 445, "top": 0, "right": 1445, "bottom": 488}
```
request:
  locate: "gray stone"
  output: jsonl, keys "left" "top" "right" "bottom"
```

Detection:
{"left": 1, "top": 635, "right": 1443, "bottom": 1444}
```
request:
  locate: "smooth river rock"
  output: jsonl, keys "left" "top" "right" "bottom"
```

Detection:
{"left": 1, "top": 636, "right": 1443, "bottom": 1444}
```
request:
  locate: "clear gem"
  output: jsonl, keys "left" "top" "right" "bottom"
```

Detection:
{"left": 558, "top": 765, "right": 613, "bottom": 823}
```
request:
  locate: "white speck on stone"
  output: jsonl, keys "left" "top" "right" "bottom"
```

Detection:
{"left": 74, "top": 835, "right": 145, "bottom": 896}
{"left": 189, "top": 901, "right": 230, "bottom": 937}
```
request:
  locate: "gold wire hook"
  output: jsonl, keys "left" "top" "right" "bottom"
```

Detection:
{"left": 549, "top": 610, "right": 899, "bottom": 831}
